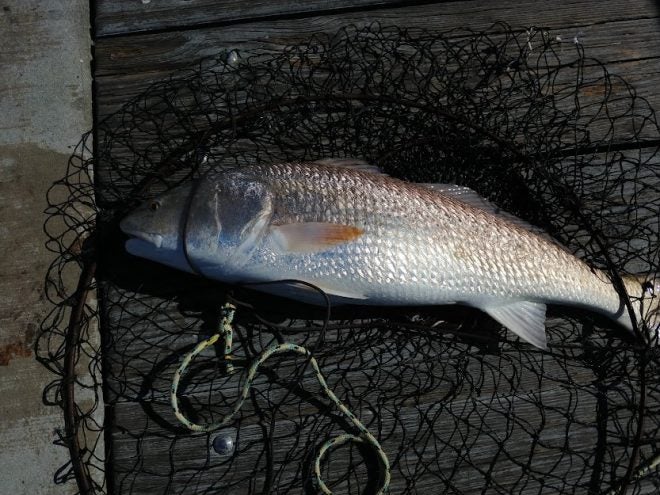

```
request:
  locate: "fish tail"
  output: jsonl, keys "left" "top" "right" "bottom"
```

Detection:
{"left": 619, "top": 273, "right": 659, "bottom": 345}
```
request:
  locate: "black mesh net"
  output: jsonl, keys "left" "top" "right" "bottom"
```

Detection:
{"left": 40, "top": 23, "right": 660, "bottom": 494}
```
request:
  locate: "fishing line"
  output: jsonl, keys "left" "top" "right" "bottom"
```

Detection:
{"left": 170, "top": 301, "right": 392, "bottom": 494}
{"left": 236, "top": 278, "right": 333, "bottom": 350}
{"left": 181, "top": 174, "right": 207, "bottom": 278}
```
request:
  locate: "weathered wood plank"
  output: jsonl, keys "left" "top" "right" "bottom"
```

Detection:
{"left": 95, "top": 0, "right": 406, "bottom": 37}
{"left": 94, "top": 0, "right": 660, "bottom": 75}
{"left": 107, "top": 366, "right": 653, "bottom": 494}
{"left": 100, "top": 285, "right": 659, "bottom": 493}
{"left": 93, "top": 5, "right": 660, "bottom": 124}
{"left": 94, "top": 0, "right": 659, "bottom": 38}
{"left": 91, "top": 11, "right": 660, "bottom": 208}
{"left": 102, "top": 304, "right": 594, "bottom": 408}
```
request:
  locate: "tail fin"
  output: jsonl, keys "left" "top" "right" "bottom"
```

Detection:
{"left": 621, "top": 274, "right": 660, "bottom": 345}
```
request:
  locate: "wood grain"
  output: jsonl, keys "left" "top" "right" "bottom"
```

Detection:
{"left": 93, "top": 1, "right": 660, "bottom": 118}
{"left": 94, "top": 0, "right": 659, "bottom": 38}
{"left": 95, "top": 0, "right": 407, "bottom": 37}
{"left": 99, "top": 285, "right": 658, "bottom": 493}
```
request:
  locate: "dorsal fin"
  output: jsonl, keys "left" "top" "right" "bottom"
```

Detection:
{"left": 312, "top": 158, "right": 386, "bottom": 176}
{"left": 418, "top": 183, "right": 565, "bottom": 246}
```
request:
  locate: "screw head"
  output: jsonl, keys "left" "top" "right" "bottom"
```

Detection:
{"left": 212, "top": 433, "right": 235, "bottom": 455}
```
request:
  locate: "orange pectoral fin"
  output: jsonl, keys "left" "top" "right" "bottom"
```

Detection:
{"left": 271, "top": 222, "right": 364, "bottom": 253}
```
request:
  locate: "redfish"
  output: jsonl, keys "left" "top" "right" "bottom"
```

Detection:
{"left": 120, "top": 159, "right": 659, "bottom": 349}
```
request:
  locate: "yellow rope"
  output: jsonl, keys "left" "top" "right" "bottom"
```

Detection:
{"left": 170, "top": 302, "right": 391, "bottom": 494}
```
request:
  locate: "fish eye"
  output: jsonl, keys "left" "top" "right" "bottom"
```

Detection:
{"left": 150, "top": 200, "right": 161, "bottom": 211}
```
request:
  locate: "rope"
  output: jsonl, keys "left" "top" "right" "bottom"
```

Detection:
{"left": 170, "top": 302, "right": 391, "bottom": 494}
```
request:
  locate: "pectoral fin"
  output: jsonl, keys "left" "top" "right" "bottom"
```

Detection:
{"left": 270, "top": 222, "right": 364, "bottom": 253}
{"left": 479, "top": 301, "right": 548, "bottom": 349}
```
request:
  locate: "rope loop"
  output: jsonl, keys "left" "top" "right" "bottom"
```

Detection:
{"left": 170, "top": 302, "right": 391, "bottom": 493}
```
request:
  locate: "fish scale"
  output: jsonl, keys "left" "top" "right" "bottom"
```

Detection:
{"left": 234, "top": 162, "right": 610, "bottom": 305}
{"left": 120, "top": 159, "right": 659, "bottom": 348}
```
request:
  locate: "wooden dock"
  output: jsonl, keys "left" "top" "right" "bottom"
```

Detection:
{"left": 93, "top": 1, "right": 660, "bottom": 493}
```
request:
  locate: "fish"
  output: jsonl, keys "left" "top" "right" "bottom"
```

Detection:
{"left": 120, "top": 159, "right": 660, "bottom": 349}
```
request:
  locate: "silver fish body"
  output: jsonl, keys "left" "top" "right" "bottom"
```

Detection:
{"left": 121, "top": 160, "right": 659, "bottom": 348}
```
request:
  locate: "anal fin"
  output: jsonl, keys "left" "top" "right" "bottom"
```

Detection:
{"left": 479, "top": 301, "right": 548, "bottom": 349}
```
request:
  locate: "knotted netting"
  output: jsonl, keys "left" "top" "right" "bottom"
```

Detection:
{"left": 40, "top": 23, "right": 659, "bottom": 494}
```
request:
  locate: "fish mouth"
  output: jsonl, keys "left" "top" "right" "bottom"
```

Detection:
{"left": 127, "top": 231, "right": 163, "bottom": 249}
{"left": 120, "top": 219, "right": 164, "bottom": 248}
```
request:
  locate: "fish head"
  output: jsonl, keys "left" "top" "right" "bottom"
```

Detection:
{"left": 183, "top": 172, "right": 274, "bottom": 278}
{"left": 120, "top": 183, "right": 195, "bottom": 273}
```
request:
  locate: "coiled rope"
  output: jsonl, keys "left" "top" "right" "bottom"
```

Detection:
{"left": 170, "top": 302, "right": 391, "bottom": 494}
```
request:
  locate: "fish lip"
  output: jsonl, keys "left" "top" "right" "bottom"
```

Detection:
{"left": 120, "top": 221, "right": 163, "bottom": 249}
{"left": 127, "top": 231, "right": 163, "bottom": 249}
